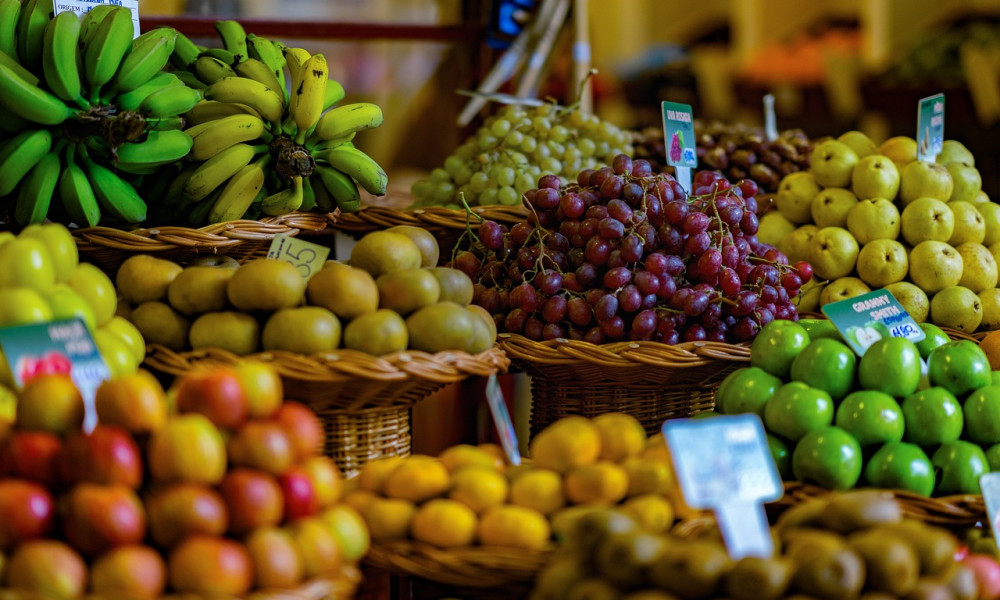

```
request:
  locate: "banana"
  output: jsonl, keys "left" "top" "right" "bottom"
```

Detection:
{"left": 0, "top": 49, "right": 40, "bottom": 87}
{"left": 261, "top": 176, "right": 303, "bottom": 216}
{"left": 42, "top": 11, "right": 87, "bottom": 110}
{"left": 300, "top": 174, "right": 317, "bottom": 212}
{"left": 314, "top": 164, "right": 361, "bottom": 212}
{"left": 193, "top": 55, "right": 237, "bottom": 85}
{"left": 140, "top": 85, "right": 203, "bottom": 118}
{"left": 79, "top": 4, "right": 116, "bottom": 48}
{"left": 0, "top": 64, "right": 72, "bottom": 125}
{"left": 311, "top": 102, "right": 383, "bottom": 142}
{"left": 324, "top": 79, "right": 345, "bottom": 110}
{"left": 214, "top": 20, "right": 248, "bottom": 61}
{"left": 115, "top": 129, "right": 193, "bottom": 173}
{"left": 234, "top": 58, "right": 285, "bottom": 104}
{"left": 0, "top": 111, "right": 29, "bottom": 133}
{"left": 147, "top": 116, "right": 186, "bottom": 131}
{"left": 187, "top": 113, "right": 267, "bottom": 161}
{"left": 208, "top": 155, "right": 267, "bottom": 222}
{"left": 173, "top": 70, "right": 207, "bottom": 90}
{"left": 0, "top": 0, "right": 20, "bottom": 59}
{"left": 0, "top": 129, "right": 52, "bottom": 195}
{"left": 282, "top": 46, "right": 311, "bottom": 118}
{"left": 115, "top": 72, "right": 179, "bottom": 112}
{"left": 107, "top": 28, "right": 178, "bottom": 97}
{"left": 81, "top": 150, "right": 147, "bottom": 223}
{"left": 83, "top": 7, "right": 134, "bottom": 102}
{"left": 183, "top": 142, "right": 261, "bottom": 202}
{"left": 292, "top": 53, "right": 327, "bottom": 144}
{"left": 163, "top": 164, "right": 198, "bottom": 206}
{"left": 186, "top": 100, "right": 261, "bottom": 125}
{"left": 318, "top": 145, "right": 387, "bottom": 196}
{"left": 246, "top": 34, "right": 286, "bottom": 101}
{"left": 309, "top": 133, "right": 356, "bottom": 153}
{"left": 309, "top": 171, "right": 335, "bottom": 212}
{"left": 170, "top": 31, "right": 201, "bottom": 70}
{"left": 15, "top": 148, "right": 61, "bottom": 226}
{"left": 16, "top": 0, "right": 51, "bottom": 72}
{"left": 204, "top": 77, "right": 283, "bottom": 125}
{"left": 188, "top": 189, "right": 220, "bottom": 226}
{"left": 59, "top": 145, "right": 101, "bottom": 227}
{"left": 199, "top": 47, "right": 236, "bottom": 65}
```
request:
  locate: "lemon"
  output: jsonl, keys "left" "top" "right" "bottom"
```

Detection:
{"left": 530, "top": 416, "right": 601, "bottom": 473}
{"left": 362, "top": 497, "right": 417, "bottom": 543}
{"left": 382, "top": 455, "right": 450, "bottom": 503}
{"left": 411, "top": 499, "right": 477, "bottom": 548}
{"left": 448, "top": 466, "right": 508, "bottom": 513}
{"left": 622, "top": 457, "right": 675, "bottom": 497}
{"left": 439, "top": 444, "right": 503, "bottom": 473}
{"left": 592, "top": 413, "right": 647, "bottom": 462}
{"left": 342, "top": 490, "right": 379, "bottom": 514}
{"left": 477, "top": 505, "right": 551, "bottom": 550}
{"left": 621, "top": 494, "right": 675, "bottom": 534}
{"left": 509, "top": 468, "right": 566, "bottom": 516}
{"left": 564, "top": 462, "right": 629, "bottom": 506}
{"left": 357, "top": 456, "right": 403, "bottom": 494}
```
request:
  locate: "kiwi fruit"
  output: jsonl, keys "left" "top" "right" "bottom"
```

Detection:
{"left": 533, "top": 554, "right": 588, "bottom": 600}
{"left": 723, "top": 555, "right": 794, "bottom": 600}
{"left": 875, "top": 522, "right": 958, "bottom": 577}
{"left": 565, "top": 577, "right": 624, "bottom": 600}
{"left": 942, "top": 562, "right": 979, "bottom": 600}
{"left": 818, "top": 490, "right": 902, "bottom": 533}
{"left": 791, "top": 546, "right": 866, "bottom": 600}
{"left": 781, "top": 528, "right": 847, "bottom": 562}
{"left": 621, "top": 592, "right": 680, "bottom": 600}
{"left": 859, "top": 594, "right": 897, "bottom": 600}
{"left": 595, "top": 531, "right": 666, "bottom": 590}
{"left": 562, "top": 509, "right": 639, "bottom": 559}
{"left": 848, "top": 530, "right": 919, "bottom": 595}
{"left": 648, "top": 539, "right": 733, "bottom": 599}
{"left": 776, "top": 498, "right": 830, "bottom": 532}
{"left": 904, "top": 580, "right": 954, "bottom": 600}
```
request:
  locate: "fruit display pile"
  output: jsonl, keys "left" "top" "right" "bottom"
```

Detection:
{"left": 531, "top": 490, "right": 993, "bottom": 600}
{"left": 762, "top": 133, "right": 1000, "bottom": 332}
{"left": 632, "top": 122, "right": 814, "bottom": 194}
{"left": 0, "top": 7, "right": 384, "bottom": 228}
{"left": 453, "top": 154, "right": 805, "bottom": 344}
{"left": 881, "top": 20, "right": 1000, "bottom": 86}
{"left": 117, "top": 226, "right": 495, "bottom": 356}
{"left": 716, "top": 319, "right": 1000, "bottom": 496}
{"left": 0, "top": 364, "right": 369, "bottom": 598}
{"left": 410, "top": 102, "right": 633, "bottom": 208}
{"left": 347, "top": 413, "right": 683, "bottom": 549}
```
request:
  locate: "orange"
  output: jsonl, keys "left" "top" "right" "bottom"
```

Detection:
{"left": 980, "top": 329, "right": 1000, "bottom": 370}
{"left": 509, "top": 468, "right": 565, "bottom": 516}
{"left": 622, "top": 457, "right": 675, "bottom": 497}
{"left": 448, "top": 467, "right": 508, "bottom": 513}
{"left": 477, "top": 505, "right": 550, "bottom": 550}
{"left": 16, "top": 374, "right": 84, "bottom": 434}
{"left": 592, "top": 413, "right": 646, "bottom": 462}
{"left": 95, "top": 370, "right": 168, "bottom": 434}
{"left": 361, "top": 498, "right": 417, "bottom": 543}
{"left": 621, "top": 494, "right": 675, "bottom": 534}
{"left": 530, "top": 416, "right": 601, "bottom": 473}
{"left": 357, "top": 456, "right": 403, "bottom": 494}
{"left": 439, "top": 444, "right": 503, "bottom": 473}
{"left": 564, "top": 462, "right": 629, "bottom": 506}
{"left": 410, "top": 499, "right": 477, "bottom": 548}
{"left": 382, "top": 455, "right": 450, "bottom": 503}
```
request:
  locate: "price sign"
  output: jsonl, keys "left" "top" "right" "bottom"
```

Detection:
{"left": 485, "top": 374, "right": 521, "bottom": 466}
{"left": 267, "top": 234, "right": 330, "bottom": 281}
{"left": 0, "top": 318, "right": 110, "bottom": 433}
{"left": 661, "top": 101, "right": 697, "bottom": 193}
{"left": 54, "top": 1, "right": 141, "bottom": 39}
{"left": 981, "top": 473, "right": 1000, "bottom": 551}
{"left": 917, "top": 93, "right": 945, "bottom": 163}
{"left": 822, "top": 289, "right": 925, "bottom": 356}
{"left": 763, "top": 94, "right": 778, "bottom": 142}
{"left": 664, "top": 414, "right": 782, "bottom": 559}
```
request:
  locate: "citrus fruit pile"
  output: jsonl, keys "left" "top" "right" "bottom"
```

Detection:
{"left": 716, "top": 318, "right": 1000, "bottom": 496}
{"left": 0, "top": 363, "right": 369, "bottom": 598}
{"left": 346, "top": 413, "right": 683, "bottom": 550}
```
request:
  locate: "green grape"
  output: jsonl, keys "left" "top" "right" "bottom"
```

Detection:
{"left": 583, "top": 113, "right": 600, "bottom": 130}
{"left": 411, "top": 179, "right": 432, "bottom": 199}
{"left": 568, "top": 110, "right": 587, "bottom": 128}
{"left": 595, "top": 141, "right": 611, "bottom": 159}
{"left": 550, "top": 125, "right": 569, "bottom": 143}
{"left": 469, "top": 171, "right": 490, "bottom": 193}
{"left": 540, "top": 158, "right": 562, "bottom": 174}
{"left": 490, "top": 118, "right": 512, "bottom": 137}
{"left": 532, "top": 117, "right": 552, "bottom": 134}
{"left": 457, "top": 183, "right": 473, "bottom": 200}
{"left": 455, "top": 143, "right": 476, "bottom": 160}
{"left": 515, "top": 172, "right": 535, "bottom": 192}
{"left": 507, "top": 151, "right": 528, "bottom": 165}
{"left": 520, "top": 136, "right": 537, "bottom": 153}
{"left": 444, "top": 155, "right": 464, "bottom": 174}
{"left": 577, "top": 137, "right": 596, "bottom": 157}
{"left": 431, "top": 182, "right": 455, "bottom": 203}
{"left": 547, "top": 141, "right": 565, "bottom": 157}
{"left": 429, "top": 168, "right": 450, "bottom": 182}
{"left": 479, "top": 187, "right": 499, "bottom": 206}
{"left": 497, "top": 186, "right": 519, "bottom": 205}
{"left": 534, "top": 103, "right": 555, "bottom": 117}
{"left": 505, "top": 130, "right": 524, "bottom": 147}
{"left": 477, "top": 134, "right": 498, "bottom": 150}
{"left": 454, "top": 165, "right": 473, "bottom": 185}
{"left": 496, "top": 167, "right": 516, "bottom": 187}
{"left": 563, "top": 146, "right": 582, "bottom": 162}
{"left": 533, "top": 144, "right": 551, "bottom": 160}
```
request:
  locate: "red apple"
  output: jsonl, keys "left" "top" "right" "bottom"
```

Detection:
{"left": 245, "top": 526, "right": 304, "bottom": 589}
{"left": 62, "top": 483, "right": 147, "bottom": 556}
{"left": 95, "top": 370, "right": 168, "bottom": 434}
{"left": 273, "top": 401, "right": 324, "bottom": 461}
{"left": 91, "top": 544, "right": 167, "bottom": 599}
{"left": 168, "top": 535, "right": 253, "bottom": 596}
{"left": 302, "top": 456, "right": 343, "bottom": 509}
{"left": 964, "top": 554, "right": 1000, "bottom": 600}
{"left": 0, "top": 479, "right": 54, "bottom": 550}
{"left": 5, "top": 539, "right": 86, "bottom": 599}
{"left": 146, "top": 483, "right": 229, "bottom": 549}
{"left": 288, "top": 516, "right": 342, "bottom": 578}
{"left": 174, "top": 369, "right": 249, "bottom": 430}
{"left": 0, "top": 431, "right": 62, "bottom": 487}
{"left": 148, "top": 414, "right": 227, "bottom": 485}
{"left": 227, "top": 419, "right": 294, "bottom": 475}
{"left": 233, "top": 361, "right": 284, "bottom": 418}
{"left": 58, "top": 425, "right": 142, "bottom": 489}
{"left": 280, "top": 466, "right": 320, "bottom": 521}
{"left": 219, "top": 468, "right": 284, "bottom": 535}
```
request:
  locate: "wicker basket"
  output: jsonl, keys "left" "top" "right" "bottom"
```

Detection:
{"left": 496, "top": 334, "right": 750, "bottom": 437}
{"left": 143, "top": 344, "right": 509, "bottom": 477}
{"left": 73, "top": 211, "right": 332, "bottom": 274}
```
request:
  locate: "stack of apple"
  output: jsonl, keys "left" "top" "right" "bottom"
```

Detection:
{"left": 118, "top": 226, "right": 496, "bottom": 358}
{"left": 0, "top": 362, "right": 370, "bottom": 599}
{"left": 760, "top": 132, "right": 1000, "bottom": 333}
{"left": 343, "top": 413, "right": 682, "bottom": 552}
{"left": 715, "top": 319, "right": 1000, "bottom": 497}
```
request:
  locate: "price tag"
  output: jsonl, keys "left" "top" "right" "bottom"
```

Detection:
{"left": 0, "top": 318, "right": 110, "bottom": 433}
{"left": 661, "top": 101, "right": 697, "bottom": 193}
{"left": 917, "top": 93, "right": 945, "bottom": 163}
{"left": 267, "top": 234, "right": 330, "bottom": 281}
{"left": 763, "top": 94, "right": 778, "bottom": 142}
{"left": 821, "top": 289, "right": 925, "bottom": 356}
{"left": 485, "top": 374, "right": 521, "bottom": 466}
{"left": 981, "top": 472, "right": 1000, "bottom": 551}
{"left": 663, "top": 414, "right": 782, "bottom": 559}
{"left": 54, "top": 1, "right": 141, "bottom": 38}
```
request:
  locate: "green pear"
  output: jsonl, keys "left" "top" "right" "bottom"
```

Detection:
{"left": 776, "top": 172, "right": 820, "bottom": 224}
{"left": 946, "top": 162, "right": 982, "bottom": 204}
{"left": 885, "top": 281, "right": 930, "bottom": 323}
{"left": 811, "top": 188, "right": 858, "bottom": 228}
{"left": 936, "top": 140, "right": 975, "bottom": 167}
{"left": 758, "top": 211, "right": 797, "bottom": 246}
{"left": 778, "top": 224, "right": 820, "bottom": 265}
{"left": 948, "top": 201, "right": 986, "bottom": 246}
{"left": 956, "top": 243, "right": 998, "bottom": 293}
{"left": 980, "top": 288, "right": 1000, "bottom": 330}
{"left": 857, "top": 239, "right": 908, "bottom": 287}
{"left": 977, "top": 203, "right": 1000, "bottom": 246}
{"left": 900, "top": 161, "right": 953, "bottom": 205}
{"left": 846, "top": 197, "right": 900, "bottom": 244}
{"left": 901, "top": 197, "right": 954, "bottom": 246}
{"left": 820, "top": 277, "right": 871, "bottom": 306}
{"left": 808, "top": 227, "right": 860, "bottom": 280}
{"left": 837, "top": 130, "right": 879, "bottom": 158}
{"left": 851, "top": 154, "right": 900, "bottom": 201}
{"left": 909, "top": 241, "right": 964, "bottom": 294}
{"left": 810, "top": 140, "right": 859, "bottom": 188}
{"left": 930, "top": 286, "right": 983, "bottom": 333}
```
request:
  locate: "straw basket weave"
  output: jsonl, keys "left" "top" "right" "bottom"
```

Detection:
{"left": 143, "top": 344, "right": 509, "bottom": 477}
{"left": 496, "top": 334, "right": 750, "bottom": 437}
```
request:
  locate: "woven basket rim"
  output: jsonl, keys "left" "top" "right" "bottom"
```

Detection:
{"left": 776, "top": 481, "right": 985, "bottom": 524}
{"left": 496, "top": 333, "right": 750, "bottom": 368}
{"left": 328, "top": 204, "right": 528, "bottom": 234}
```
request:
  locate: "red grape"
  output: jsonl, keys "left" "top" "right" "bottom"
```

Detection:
{"left": 607, "top": 250, "right": 626, "bottom": 269}
{"left": 576, "top": 263, "right": 598, "bottom": 286}
{"left": 585, "top": 237, "right": 611, "bottom": 265}
{"left": 631, "top": 159, "right": 653, "bottom": 178}
{"left": 603, "top": 266, "right": 632, "bottom": 289}
{"left": 541, "top": 296, "right": 568, "bottom": 323}
{"left": 504, "top": 309, "right": 527, "bottom": 333}
{"left": 682, "top": 324, "right": 707, "bottom": 342}
{"left": 598, "top": 316, "right": 625, "bottom": 339}
{"left": 684, "top": 232, "right": 711, "bottom": 255}
{"left": 535, "top": 269, "right": 564, "bottom": 295}
{"left": 568, "top": 297, "right": 593, "bottom": 326}
{"left": 621, "top": 234, "right": 643, "bottom": 262}
{"left": 583, "top": 327, "right": 605, "bottom": 344}
{"left": 683, "top": 212, "right": 710, "bottom": 234}
{"left": 590, "top": 167, "right": 614, "bottom": 188}
{"left": 510, "top": 283, "right": 539, "bottom": 312}
{"left": 454, "top": 252, "right": 481, "bottom": 278}
{"left": 525, "top": 316, "right": 544, "bottom": 340}
{"left": 478, "top": 220, "right": 503, "bottom": 250}
{"left": 635, "top": 271, "right": 660, "bottom": 295}
{"left": 645, "top": 253, "right": 668, "bottom": 276}
{"left": 793, "top": 261, "right": 813, "bottom": 281}
{"left": 595, "top": 294, "right": 619, "bottom": 320}
{"left": 612, "top": 154, "right": 633, "bottom": 175}
{"left": 577, "top": 169, "right": 595, "bottom": 187}
{"left": 559, "top": 193, "right": 585, "bottom": 218}
{"left": 542, "top": 323, "right": 566, "bottom": 341}
{"left": 618, "top": 285, "right": 641, "bottom": 313}
{"left": 623, "top": 182, "right": 645, "bottom": 206}
{"left": 665, "top": 201, "right": 689, "bottom": 224}
{"left": 538, "top": 174, "right": 561, "bottom": 190}
{"left": 598, "top": 218, "right": 625, "bottom": 240}
{"left": 586, "top": 205, "right": 608, "bottom": 220}
{"left": 719, "top": 267, "right": 741, "bottom": 296}
{"left": 534, "top": 187, "right": 560, "bottom": 209}
{"left": 607, "top": 199, "right": 633, "bottom": 222}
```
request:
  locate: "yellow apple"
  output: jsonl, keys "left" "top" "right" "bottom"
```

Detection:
{"left": 20, "top": 224, "right": 78, "bottom": 283}
{"left": 0, "top": 237, "right": 55, "bottom": 291}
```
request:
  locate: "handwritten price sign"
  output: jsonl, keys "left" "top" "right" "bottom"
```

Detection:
{"left": 267, "top": 234, "right": 330, "bottom": 281}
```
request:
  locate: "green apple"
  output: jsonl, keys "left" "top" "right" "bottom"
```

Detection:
{"left": 19, "top": 224, "right": 79, "bottom": 284}
{"left": 937, "top": 140, "right": 975, "bottom": 167}
{"left": 750, "top": 320, "right": 810, "bottom": 378}
{"left": 0, "top": 288, "right": 53, "bottom": 326}
{"left": 846, "top": 198, "right": 901, "bottom": 245}
{"left": 901, "top": 197, "right": 954, "bottom": 245}
{"left": 797, "top": 318, "right": 842, "bottom": 342}
{"left": 914, "top": 323, "right": 950, "bottom": 359}
{"left": 955, "top": 242, "right": 997, "bottom": 293}
{"left": 715, "top": 366, "right": 781, "bottom": 417}
{"left": 879, "top": 136, "right": 917, "bottom": 171}
{"left": 856, "top": 239, "right": 908, "bottom": 288}
{"left": 902, "top": 387, "right": 963, "bottom": 447}
{"left": 948, "top": 201, "right": 986, "bottom": 246}
{"left": 864, "top": 442, "right": 934, "bottom": 496}
{"left": 793, "top": 280, "right": 825, "bottom": 313}
{"left": 838, "top": 130, "right": 878, "bottom": 158}
{"left": 778, "top": 224, "right": 820, "bottom": 265}
{"left": 885, "top": 281, "right": 930, "bottom": 323}
{"left": 858, "top": 337, "right": 922, "bottom": 397}
{"left": 819, "top": 277, "right": 870, "bottom": 307}
{"left": 46, "top": 284, "right": 97, "bottom": 331}
{"left": 963, "top": 386, "right": 1000, "bottom": 444}
{"left": 932, "top": 441, "right": 989, "bottom": 495}
{"left": 792, "top": 426, "right": 863, "bottom": 490}
{"left": 981, "top": 289, "right": 1000, "bottom": 330}
{"left": 67, "top": 263, "right": 117, "bottom": 326}
{"left": 811, "top": 188, "right": 858, "bottom": 228}
{"left": 775, "top": 172, "right": 821, "bottom": 224}
{"left": 835, "top": 390, "right": 905, "bottom": 446}
{"left": 994, "top": 371, "right": 1000, "bottom": 386}
{"left": 790, "top": 338, "right": 857, "bottom": 401}
{"left": 900, "top": 160, "right": 954, "bottom": 205}
{"left": 758, "top": 212, "right": 797, "bottom": 247}
{"left": 977, "top": 203, "right": 1000, "bottom": 246}
{"left": 927, "top": 340, "right": 991, "bottom": 396}
{"left": 767, "top": 434, "right": 792, "bottom": 480}
{"left": 908, "top": 241, "right": 963, "bottom": 294}
{"left": 763, "top": 382, "right": 834, "bottom": 442}
{"left": 851, "top": 154, "right": 900, "bottom": 201}
{"left": 0, "top": 237, "right": 55, "bottom": 292}
{"left": 986, "top": 443, "right": 1000, "bottom": 471}
{"left": 808, "top": 227, "right": 859, "bottom": 280}
{"left": 810, "top": 140, "right": 859, "bottom": 189}
{"left": 930, "top": 286, "right": 983, "bottom": 333}
{"left": 946, "top": 162, "right": 982, "bottom": 204}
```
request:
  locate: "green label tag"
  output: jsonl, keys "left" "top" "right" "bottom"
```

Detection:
{"left": 821, "top": 289, "right": 925, "bottom": 356}
{"left": 917, "top": 93, "right": 945, "bottom": 162}
{"left": 267, "top": 234, "right": 329, "bottom": 281}
{"left": 661, "top": 101, "right": 697, "bottom": 169}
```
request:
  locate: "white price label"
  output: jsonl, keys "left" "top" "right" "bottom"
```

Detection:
{"left": 54, "top": 1, "right": 141, "bottom": 39}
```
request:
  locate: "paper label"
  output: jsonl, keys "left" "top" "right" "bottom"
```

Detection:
{"left": 0, "top": 318, "right": 110, "bottom": 433}
{"left": 821, "top": 289, "right": 925, "bottom": 356}
{"left": 267, "top": 234, "right": 330, "bottom": 281}
{"left": 486, "top": 374, "right": 521, "bottom": 466}
{"left": 54, "top": 1, "right": 141, "bottom": 38}
{"left": 917, "top": 93, "right": 945, "bottom": 162}
{"left": 763, "top": 94, "right": 778, "bottom": 142}
{"left": 980, "top": 472, "right": 1000, "bottom": 551}
{"left": 661, "top": 101, "right": 697, "bottom": 169}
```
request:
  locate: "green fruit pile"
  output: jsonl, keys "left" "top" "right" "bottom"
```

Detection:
{"left": 760, "top": 131, "right": 1000, "bottom": 333}
{"left": 716, "top": 319, "right": 999, "bottom": 496}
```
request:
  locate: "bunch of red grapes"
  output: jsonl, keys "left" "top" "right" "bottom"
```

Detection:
{"left": 449, "top": 154, "right": 810, "bottom": 345}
